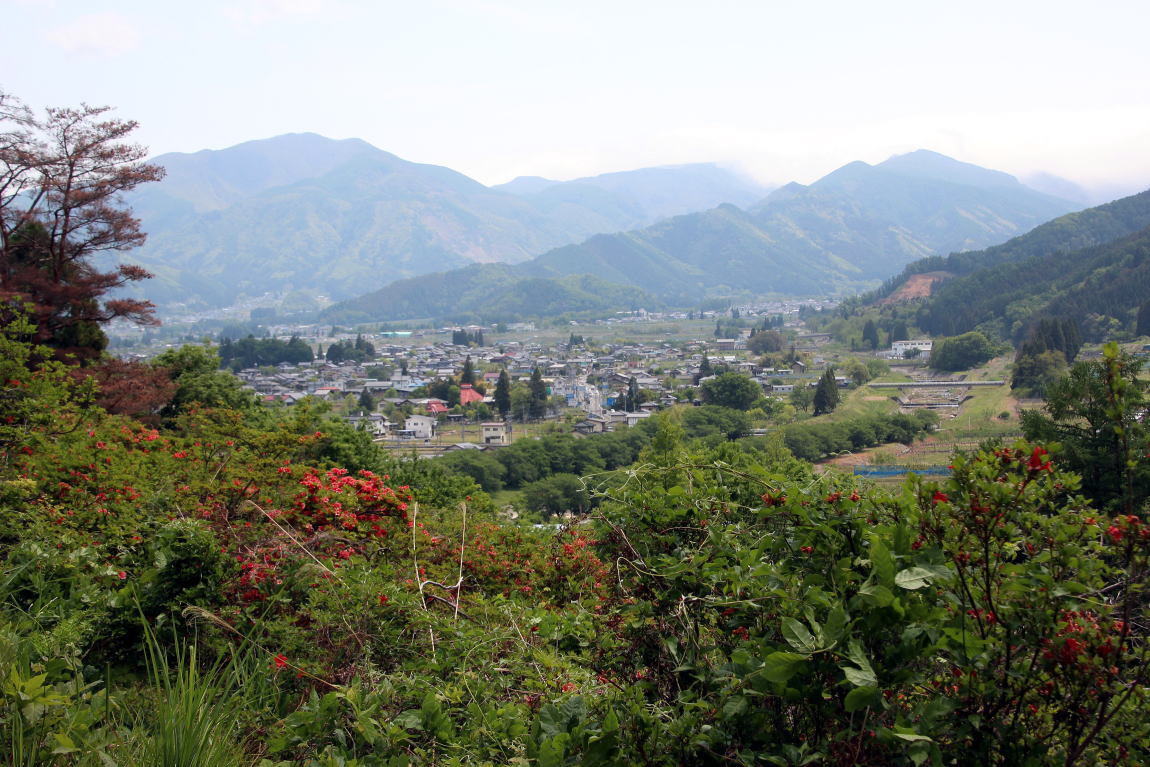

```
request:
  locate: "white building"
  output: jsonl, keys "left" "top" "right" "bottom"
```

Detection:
{"left": 404, "top": 414, "right": 436, "bottom": 440}
{"left": 480, "top": 422, "right": 508, "bottom": 445}
{"left": 890, "top": 339, "right": 933, "bottom": 359}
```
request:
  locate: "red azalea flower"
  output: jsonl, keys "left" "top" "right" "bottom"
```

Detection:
{"left": 272, "top": 653, "right": 288, "bottom": 670}
{"left": 1027, "top": 446, "right": 1052, "bottom": 472}
{"left": 932, "top": 491, "right": 949, "bottom": 505}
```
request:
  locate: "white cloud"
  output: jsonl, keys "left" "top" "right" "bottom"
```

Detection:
{"left": 45, "top": 12, "right": 142, "bottom": 56}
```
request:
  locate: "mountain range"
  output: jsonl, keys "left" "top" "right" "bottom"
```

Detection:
{"left": 326, "top": 150, "right": 1081, "bottom": 322}
{"left": 122, "top": 134, "right": 768, "bottom": 310}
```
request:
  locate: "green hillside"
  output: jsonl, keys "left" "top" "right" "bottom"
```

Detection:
{"left": 324, "top": 265, "right": 656, "bottom": 323}
{"left": 916, "top": 224, "right": 1150, "bottom": 341}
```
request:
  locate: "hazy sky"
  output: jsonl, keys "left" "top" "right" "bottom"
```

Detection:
{"left": 4, "top": 0, "right": 1149, "bottom": 195}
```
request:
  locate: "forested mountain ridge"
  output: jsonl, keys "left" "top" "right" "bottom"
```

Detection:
{"left": 874, "top": 188, "right": 1150, "bottom": 304}
{"left": 324, "top": 263, "right": 657, "bottom": 324}
{"left": 858, "top": 188, "right": 1150, "bottom": 340}
{"left": 121, "top": 134, "right": 767, "bottom": 310}
{"left": 328, "top": 151, "right": 1080, "bottom": 322}
{"left": 915, "top": 223, "right": 1150, "bottom": 341}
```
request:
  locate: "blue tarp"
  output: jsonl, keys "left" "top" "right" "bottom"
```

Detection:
{"left": 853, "top": 465, "right": 951, "bottom": 477}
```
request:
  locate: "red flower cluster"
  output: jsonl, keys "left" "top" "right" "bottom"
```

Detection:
{"left": 288, "top": 468, "right": 412, "bottom": 542}
{"left": 1027, "top": 446, "right": 1053, "bottom": 473}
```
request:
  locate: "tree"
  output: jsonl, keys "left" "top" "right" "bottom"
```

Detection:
{"left": 1021, "top": 343, "right": 1149, "bottom": 512}
{"left": 789, "top": 383, "right": 814, "bottom": 414}
{"left": 812, "top": 368, "right": 840, "bottom": 416}
{"left": 1138, "top": 299, "right": 1150, "bottom": 337}
{"left": 0, "top": 92, "right": 164, "bottom": 360}
{"left": 153, "top": 344, "right": 256, "bottom": 418}
{"left": 528, "top": 367, "right": 548, "bottom": 420}
{"left": 931, "top": 331, "right": 997, "bottom": 371}
{"left": 747, "top": 329, "right": 784, "bottom": 354}
{"left": 460, "top": 356, "right": 475, "bottom": 386}
{"left": 358, "top": 389, "right": 375, "bottom": 412}
{"left": 861, "top": 319, "right": 880, "bottom": 350}
{"left": 494, "top": 370, "right": 511, "bottom": 419}
{"left": 699, "top": 372, "right": 760, "bottom": 411}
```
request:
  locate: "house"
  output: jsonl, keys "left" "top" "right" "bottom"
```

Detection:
{"left": 404, "top": 414, "right": 436, "bottom": 440}
{"left": 574, "top": 414, "right": 611, "bottom": 434}
{"left": 480, "top": 422, "right": 509, "bottom": 445}
{"left": 458, "top": 384, "right": 484, "bottom": 406}
{"left": 345, "top": 412, "right": 391, "bottom": 437}
{"left": 424, "top": 399, "right": 449, "bottom": 415}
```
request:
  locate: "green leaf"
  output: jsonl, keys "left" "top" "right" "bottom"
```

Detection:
{"left": 841, "top": 640, "right": 877, "bottom": 686}
{"left": 782, "top": 618, "right": 818, "bottom": 653}
{"left": 393, "top": 709, "right": 422, "bottom": 730}
{"left": 858, "top": 583, "right": 894, "bottom": 607}
{"left": 762, "top": 651, "right": 807, "bottom": 682}
{"left": 869, "top": 534, "right": 894, "bottom": 585}
{"left": 844, "top": 685, "right": 882, "bottom": 712}
{"left": 891, "top": 725, "right": 933, "bottom": 742}
{"left": 842, "top": 665, "right": 877, "bottom": 687}
{"left": 823, "top": 605, "right": 847, "bottom": 643}
{"left": 894, "top": 566, "right": 936, "bottom": 590}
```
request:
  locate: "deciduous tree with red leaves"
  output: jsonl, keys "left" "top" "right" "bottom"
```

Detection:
{"left": 0, "top": 90, "right": 163, "bottom": 361}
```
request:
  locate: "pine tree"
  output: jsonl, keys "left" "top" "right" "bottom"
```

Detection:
{"left": 1135, "top": 302, "right": 1150, "bottom": 338}
{"left": 813, "top": 368, "right": 840, "bottom": 416}
{"left": 494, "top": 369, "right": 511, "bottom": 418}
{"left": 460, "top": 356, "right": 475, "bottom": 385}
{"left": 528, "top": 367, "right": 547, "bottom": 420}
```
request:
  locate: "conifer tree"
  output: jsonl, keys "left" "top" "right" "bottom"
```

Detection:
{"left": 812, "top": 368, "right": 840, "bottom": 416}
{"left": 528, "top": 367, "right": 547, "bottom": 420}
{"left": 494, "top": 369, "right": 511, "bottom": 419}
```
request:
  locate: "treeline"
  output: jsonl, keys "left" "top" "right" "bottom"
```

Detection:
{"left": 1012, "top": 317, "right": 1083, "bottom": 395}
{"left": 325, "top": 335, "right": 375, "bottom": 363}
{"left": 218, "top": 335, "right": 313, "bottom": 370}
{"left": 451, "top": 328, "right": 485, "bottom": 346}
{"left": 774, "top": 410, "right": 938, "bottom": 462}
{"left": 436, "top": 424, "right": 656, "bottom": 496}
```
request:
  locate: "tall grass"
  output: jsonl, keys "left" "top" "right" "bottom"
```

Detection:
{"left": 128, "top": 621, "right": 249, "bottom": 767}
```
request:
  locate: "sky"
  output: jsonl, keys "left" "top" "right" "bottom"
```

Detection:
{"left": 4, "top": 0, "right": 1149, "bottom": 198}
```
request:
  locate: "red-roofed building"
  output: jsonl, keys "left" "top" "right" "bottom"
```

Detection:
{"left": 459, "top": 384, "right": 484, "bottom": 405}
{"left": 425, "top": 399, "right": 449, "bottom": 414}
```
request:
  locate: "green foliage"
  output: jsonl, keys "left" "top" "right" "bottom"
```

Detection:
{"left": 522, "top": 474, "right": 591, "bottom": 518}
{"left": 699, "top": 372, "right": 761, "bottom": 411}
{"left": 931, "top": 331, "right": 998, "bottom": 371}
{"left": 913, "top": 210, "right": 1150, "bottom": 341}
{"left": 781, "top": 411, "right": 936, "bottom": 461}
{"left": 326, "top": 335, "right": 375, "bottom": 364}
{"left": 493, "top": 370, "right": 511, "bottom": 419}
{"left": 812, "top": 368, "right": 840, "bottom": 416}
{"left": 4, "top": 316, "right": 1150, "bottom": 765}
{"left": 218, "top": 335, "right": 313, "bottom": 371}
{"left": 1021, "top": 343, "right": 1150, "bottom": 512}
{"left": 154, "top": 345, "right": 258, "bottom": 418}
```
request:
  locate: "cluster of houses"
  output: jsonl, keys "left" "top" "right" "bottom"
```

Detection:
{"left": 220, "top": 301, "right": 853, "bottom": 450}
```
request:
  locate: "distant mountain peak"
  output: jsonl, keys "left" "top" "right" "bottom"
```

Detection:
{"left": 877, "top": 149, "right": 1022, "bottom": 189}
